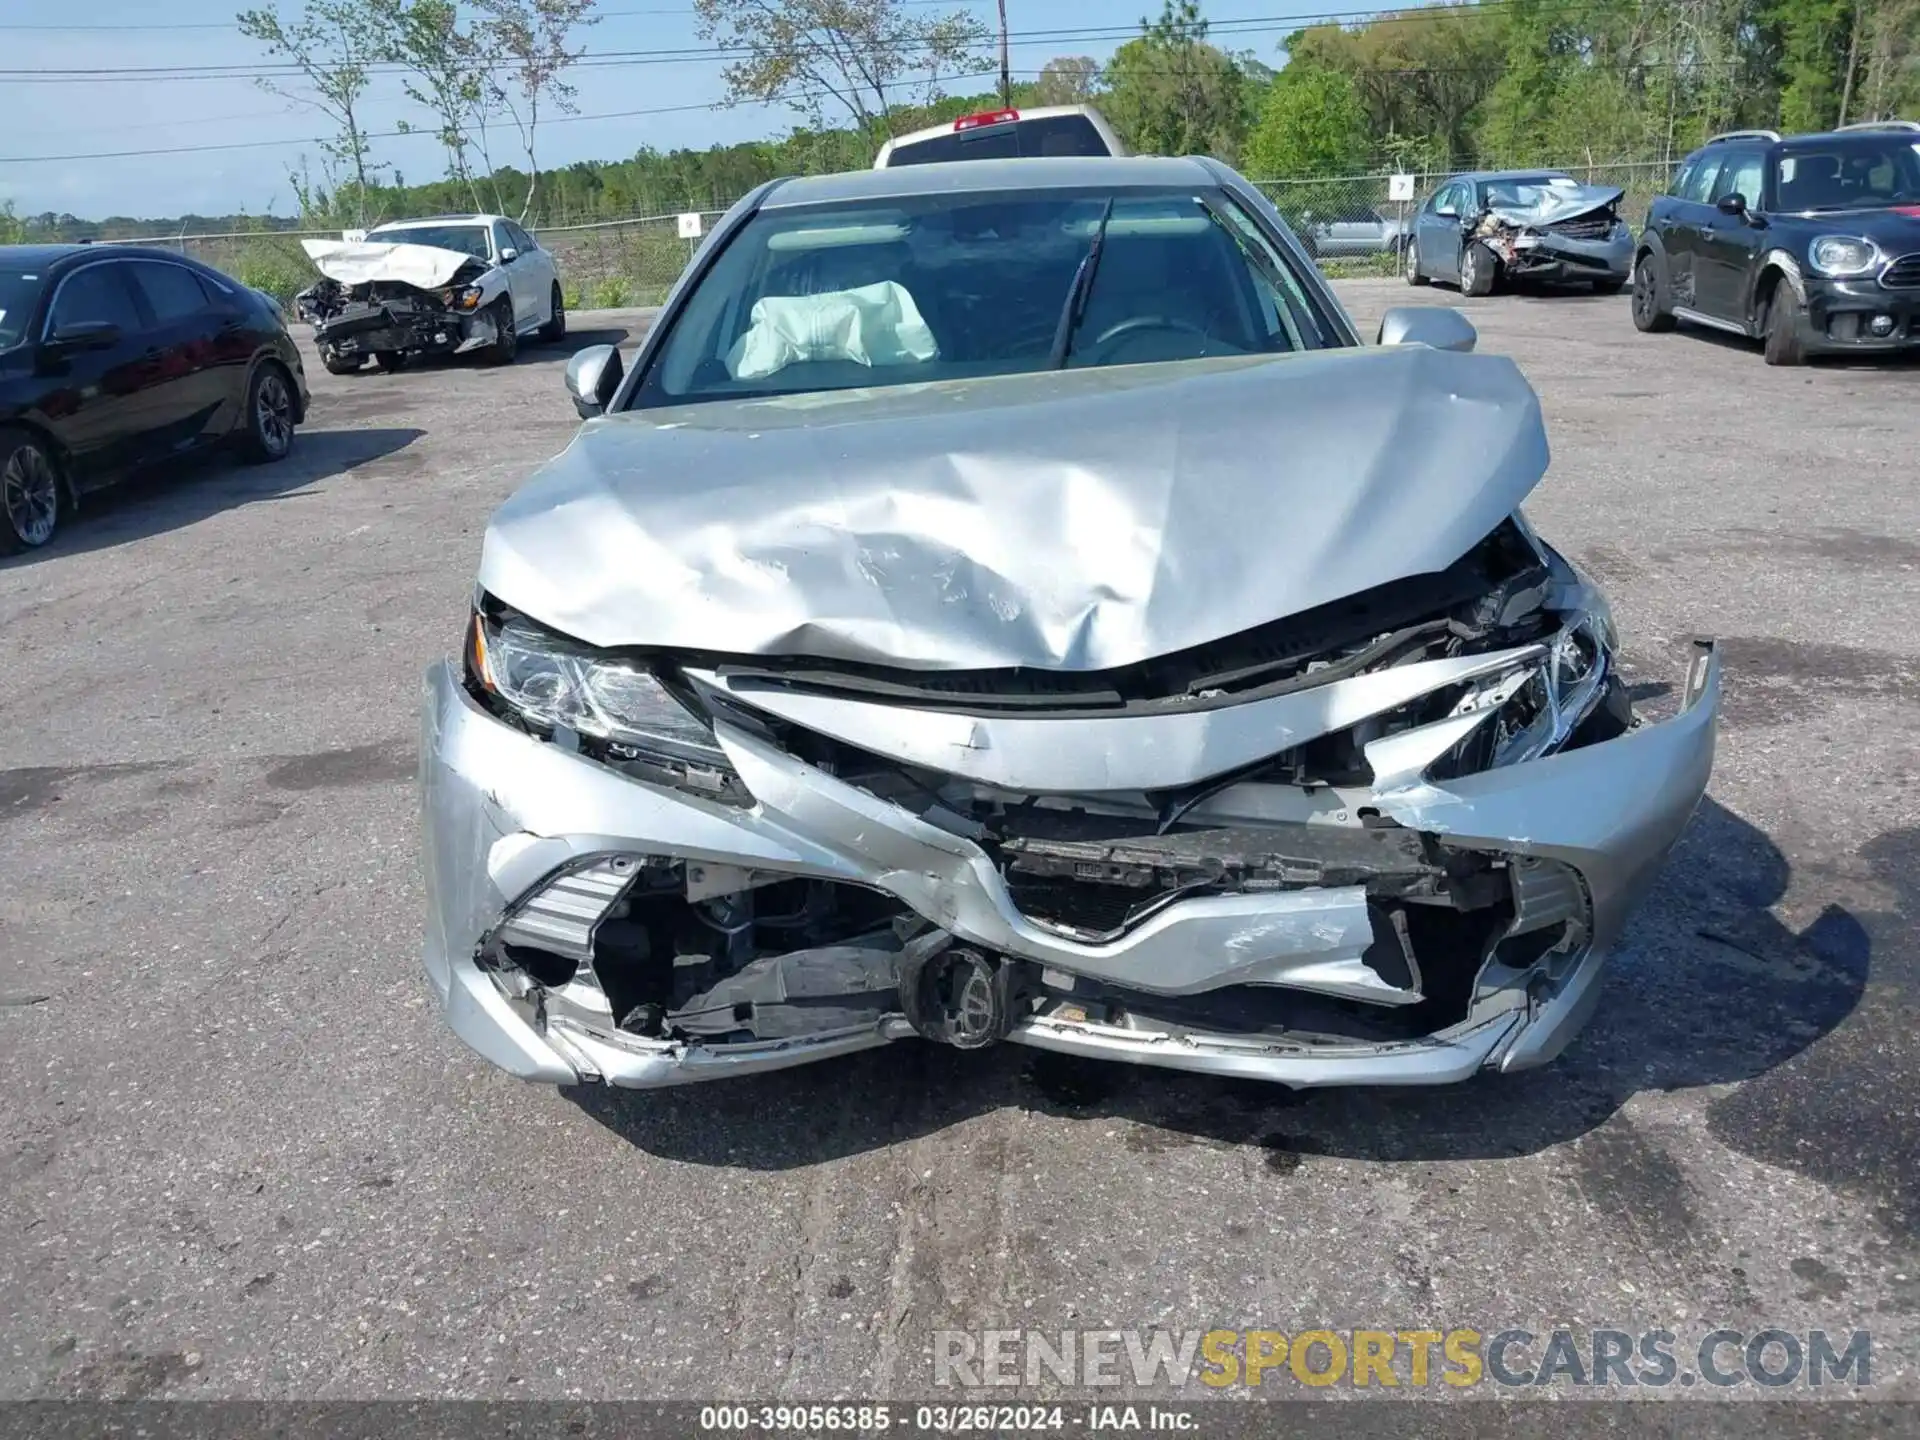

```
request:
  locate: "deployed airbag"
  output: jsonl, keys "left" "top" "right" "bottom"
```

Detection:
{"left": 726, "top": 282, "right": 938, "bottom": 381}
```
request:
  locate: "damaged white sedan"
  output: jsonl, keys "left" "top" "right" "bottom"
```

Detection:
{"left": 296, "top": 214, "right": 565, "bottom": 374}
{"left": 419, "top": 157, "right": 1720, "bottom": 1091}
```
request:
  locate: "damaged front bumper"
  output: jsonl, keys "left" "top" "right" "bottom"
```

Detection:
{"left": 418, "top": 638, "right": 1721, "bottom": 1091}
{"left": 1797, "top": 276, "right": 1920, "bottom": 354}
{"left": 310, "top": 295, "right": 501, "bottom": 361}
{"left": 1488, "top": 227, "right": 1635, "bottom": 284}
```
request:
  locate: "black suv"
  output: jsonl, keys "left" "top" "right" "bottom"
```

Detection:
{"left": 1631, "top": 121, "right": 1920, "bottom": 364}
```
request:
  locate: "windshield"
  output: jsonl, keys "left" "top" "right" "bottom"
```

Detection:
{"left": 1481, "top": 178, "right": 1574, "bottom": 210}
{"left": 367, "top": 224, "right": 492, "bottom": 260}
{"left": 0, "top": 268, "right": 48, "bottom": 350}
{"left": 1775, "top": 137, "right": 1920, "bottom": 211}
{"left": 635, "top": 187, "right": 1336, "bottom": 408}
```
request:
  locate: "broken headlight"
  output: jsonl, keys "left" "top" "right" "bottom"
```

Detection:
{"left": 438, "top": 284, "right": 486, "bottom": 311}
{"left": 467, "top": 603, "right": 745, "bottom": 797}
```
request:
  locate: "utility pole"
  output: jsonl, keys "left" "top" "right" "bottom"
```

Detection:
{"left": 998, "top": 0, "right": 1012, "bottom": 107}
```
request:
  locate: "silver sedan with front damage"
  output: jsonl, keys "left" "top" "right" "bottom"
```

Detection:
{"left": 419, "top": 156, "right": 1720, "bottom": 1091}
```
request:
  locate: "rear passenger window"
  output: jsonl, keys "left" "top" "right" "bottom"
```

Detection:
{"left": 129, "top": 261, "right": 211, "bottom": 323}
{"left": 48, "top": 263, "right": 143, "bottom": 334}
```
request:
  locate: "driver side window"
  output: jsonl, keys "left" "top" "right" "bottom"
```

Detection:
{"left": 1719, "top": 152, "right": 1764, "bottom": 208}
{"left": 1680, "top": 156, "right": 1723, "bottom": 203}
{"left": 491, "top": 221, "right": 515, "bottom": 260}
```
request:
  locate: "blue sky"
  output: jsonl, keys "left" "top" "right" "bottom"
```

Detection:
{"left": 0, "top": 0, "right": 1316, "bottom": 221}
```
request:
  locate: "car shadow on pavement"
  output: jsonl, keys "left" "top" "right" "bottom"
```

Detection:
{"left": 0, "top": 426, "right": 423, "bottom": 567}
{"left": 1657, "top": 325, "right": 1920, "bottom": 370}
{"left": 560, "top": 327, "right": 632, "bottom": 350}
{"left": 570, "top": 797, "right": 1901, "bottom": 1216}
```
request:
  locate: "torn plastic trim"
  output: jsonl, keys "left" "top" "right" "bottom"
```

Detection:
{"left": 696, "top": 642, "right": 1548, "bottom": 794}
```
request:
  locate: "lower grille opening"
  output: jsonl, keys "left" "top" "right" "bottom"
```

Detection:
{"left": 484, "top": 861, "right": 915, "bottom": 1046}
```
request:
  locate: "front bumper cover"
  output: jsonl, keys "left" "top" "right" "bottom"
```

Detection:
{"left": 315, "top": 301, "right": 499, "bottom": 359}
{"left": 419, "top": 640, "right": 1721, "bottom": 1090}
{"left": 1799, "top": 276, "right": 1920, "bottom": 353}
{"left": 1482, "top": 227, "right": 1633, "bottom": 284}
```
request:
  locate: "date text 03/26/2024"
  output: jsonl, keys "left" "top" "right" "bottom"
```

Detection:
{"left": 697, "top": 1405, "right": 1193, "bottom": 1432}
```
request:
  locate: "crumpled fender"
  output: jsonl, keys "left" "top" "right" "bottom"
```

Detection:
{"left": 468, "top": 267, "right": 512, "bottom": 308}
{"left": 1761, "top": 249, "right": 1807, "bottom": 302}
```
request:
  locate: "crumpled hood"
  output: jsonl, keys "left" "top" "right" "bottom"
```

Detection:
{"left": 1485, "top": 183, "right": 1624, "bottom": 228}
{"left": 479, "top": 344, "right": 1551, "bottom": 672}
{"left": 300, "top": 238, "right": 483, "bottom": 289}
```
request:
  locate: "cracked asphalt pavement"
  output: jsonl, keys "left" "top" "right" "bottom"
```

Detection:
{"left": 2, "top": 281, "right": 1917, "bottom": 1407}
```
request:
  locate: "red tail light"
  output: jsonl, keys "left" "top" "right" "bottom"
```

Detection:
{"left": 954, "top": 108, "right": 1020, "bottom": 132}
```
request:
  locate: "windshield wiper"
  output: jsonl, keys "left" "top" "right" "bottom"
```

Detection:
{"left": 1048, "top": 196, "right": 1116, "bottom": 369}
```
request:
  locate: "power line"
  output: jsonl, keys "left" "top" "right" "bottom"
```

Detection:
{"left": 0, "top": 0, "right": 982, "bottom": 30}
{"left": 0, "top": 88, "right": 862, "bottom": 164}
{"left": 0, "top": 8, "right": 1491, "bottom": 80}
{"left": 0, "top": 0, "right": 1658, "bottom": 83}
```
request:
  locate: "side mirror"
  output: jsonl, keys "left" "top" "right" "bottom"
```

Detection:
{"left": 46, "top": 320, "right": 122, "bottom": 353}
{"left": 1377, "top": 306, "right": 1477, "bottom": 353}
{"left": 1715, "top": 192, "right": 1747, "bottom": 216}
{"left": 1434, "top": 203, "right": 1458, "bottom": 218}
{"left": 565, "top": 344, "right": 625, "bottom": 419}
{"left": 499, "top": 247, "right": 519, "bottom": 264}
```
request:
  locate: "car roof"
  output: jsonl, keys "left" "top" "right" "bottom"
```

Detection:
{"left": 0, "top": 243, "right": 92, "bottom": 266}
{"left": 371, "top": 215, "right": 501, "bottom": 227}
{"left": 0, "top": 243, "right": 224, "bottom": 268}
{"left": 763, "top": 156, "right": 1221, "bottom": 209}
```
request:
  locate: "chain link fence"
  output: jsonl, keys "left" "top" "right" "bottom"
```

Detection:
{"left": 110, "top": 159, "right": 1678, "bottom": 305}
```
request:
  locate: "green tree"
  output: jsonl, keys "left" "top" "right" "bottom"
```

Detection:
{"left": 692, "top": 0, "right": 993, "bottom": 145}
{"left": 236, "top": 0, "right": 390, "bottom": 223}
{"left": 1244, "top": 62, "right": 1371, "bottom": 176}
{"left": 1286, "top": 4, "right": 1507, "bottom": 169}
{"left": 1101, "top": 1, "right": 1252, "bottom": 159}
{"left": 1034, "top": 55, "right": 1101, "bottom": 106}
{"left": 371, "top": 0, "right": 494, "bottom": 213}
{"left": 474, "top": 0, "right": 602, "bottom": 222}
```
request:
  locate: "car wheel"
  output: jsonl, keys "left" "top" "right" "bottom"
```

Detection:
{"left": 321, "top": 349, "right": 361, "bottom": 376}
{"left": 1405, "top": 239, "right": 1428, "bottom": 287}
{"left": 539, "top": 283, "right": 567, "bottom": 343}
{"left": 0, "top": 428, "right": 63, "bottom": 555}
{"left": 239, "top": 362, "right": 298, "bottom": 464}
{"left": 374, "top": 351, "right": 409, "bottom": 373}
{"left": 1631, "top": 254, "right": 1676, "bottom": 332}
{"left": 486, "top": 298, "right": 518, "bottom": 366}
{"left": 1763, "top": 287, "right": 1808, "bottom": 366}
{"left": 1461, "top": 241, "right": 1497, "bottom": 297}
